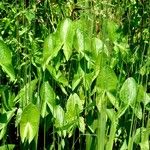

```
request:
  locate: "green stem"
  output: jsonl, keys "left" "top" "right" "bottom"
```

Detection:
{"left": 106, "top": 121, "right": 117, "bottom": 150}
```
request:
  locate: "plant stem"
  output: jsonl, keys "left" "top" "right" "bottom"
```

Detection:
{"left": 106, "top": 120, "right": 117, "bottom": 150}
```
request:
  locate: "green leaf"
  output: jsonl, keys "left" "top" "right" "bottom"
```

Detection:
{"left": 43, "top": 33, "right": 62, "bottom": 70}
{"left": 137, "top": 85, "right": 150, "bottom": 106}
{"left": 78, "top": 117, "right": 85, "bottom": 133}
{"left": 0, "top": 40, "right": 15, "bottom": 81}
{"left": 119, "top": 77, "right": 137, "bottom": 106}
{"left": 0, "top": 109, "right": 16, "bottom": 140}
{"left": 59, "top": 18, "right": 74, "bottom": 60}
{"left": 74, "top": 28, "right": 85, "bottom": 53}
{"left": 20, "top": 103, "right": 40, "bottom": 143}
{"left": 65, "top": 93, "right": 83, "bottom": 122}
{"left": 72, "top": 73, "right": 83, "bottom": 91}
{"left": 91, "top": 38, "right": 109, "bottom": 58}
{"left": 14, "top": 79, "right": 38, "bottom": 107}
{"left": 0, "top": 144, "right": 15, "bottom": 150}
{"left": 54, "top": 105, "right": 64, "bottom": 128}
{"left": 40, "top": 81, "right": 56, "bottom": 117}
{"left": 103, "top": 19, "right": 120, "bottom": 42}
{"left": 106, "top": 92, "right": 119, "bottom": 110}
{"left": 96, "top": 66, "right": 118, "bottom": 91}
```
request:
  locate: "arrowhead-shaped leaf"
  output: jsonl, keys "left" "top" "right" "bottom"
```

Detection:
{"left": 20, "top": 103, "right": 40, "bottom": 143}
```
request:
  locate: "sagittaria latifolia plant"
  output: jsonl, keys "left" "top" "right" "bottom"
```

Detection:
{"left": 0, "top": 13, "right": 150, "bottom": 150}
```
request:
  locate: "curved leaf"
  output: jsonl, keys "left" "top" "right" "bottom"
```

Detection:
{"left": 119, "top": 77, "right": 137, "bottom": 105}
{"left": 20, "top": 103, "right": 40, "bottom": 143}
{"left": 43, "top": 32, "right": 62, "bottom": 70}
{"left": 59, "top": 18, "right": 74, "bottom": 60}
{"left": 0, "top": 40, "right": 15, "bottom": 81}
{"left": 40, "top": 81, "right": 56, "bottom": 117}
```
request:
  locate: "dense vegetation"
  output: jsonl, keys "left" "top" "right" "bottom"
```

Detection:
{"left": 0, "top": 0, "right": 150, "bottom": 150}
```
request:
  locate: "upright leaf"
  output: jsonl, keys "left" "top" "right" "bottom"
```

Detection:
{"left": 14, "top": 79, "right": 38, "bottom": 107}
{"left": 20, "top": 103, "right": 40, "bottom": 143}
{"left": 65, "top": 93, "right": 83, "bottom": 122}
{"left": 96, "top": 66, "right": 118, "bottom": 91}
{"left": 40, "top": 81, "right": 56, "bottom": 117}
{"left": 119, "top": 77, "right": 137, "bottom": 106}
{"left": 0, "top": 40, "right": 15, "bottom": 81}
{"left": 43, "top": 32, "right": 62, "bottom": 70}
{"left": 59, "top": 18, "right": 74, "bottom": 60}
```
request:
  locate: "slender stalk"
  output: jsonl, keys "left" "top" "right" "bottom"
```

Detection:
{"left": 106, "top": 120, "right": 117, "bottom": 150}
{"left": 97, "top": 92, "right": 107, "bottom": 150}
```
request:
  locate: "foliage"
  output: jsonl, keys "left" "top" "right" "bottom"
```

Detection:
{"left": 0, "top": 0, "right": 149, "bottom": 150}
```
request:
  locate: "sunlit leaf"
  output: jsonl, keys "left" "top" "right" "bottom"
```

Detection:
{"left": 119, "top": 77, "right": 137, "bottom": 106}
{"left": 78, "top": 117, "right": 85, "bottom": 133}
{"left": 58, "top": 18, "right": 74, "bottom": 60}
{"left": 43, "top": 32, "right": 62, "bottom": 70}
{"left": 65, "top": 93, "right": 83, "bottom": 122}
{"left": 54, "top": 105, "right": 64, "bottom": 128}
{"left": 96, "top": 66, "right": 118, "bottom": 91}
{"left": 20, "top": 103, "right": 40, "bottom": 143}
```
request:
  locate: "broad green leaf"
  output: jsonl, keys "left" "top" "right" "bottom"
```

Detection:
{"left": 14, "top": 79, "right": 38, "bottom": 107}
{"left": 0, "top": 144, "right": 15, "bottom": 150}
{"left": 74, "top": 28, "right": 84, "bottom": 52}
{"left": 92, "top": 38, "right": 109, "bottom": 58}
{"left": 95, "top": 52, "right": 108, "bottom": 71}
{"left": 43, "top": 32, "right": 62, "bottom": 70}
{"left": 106, "top": 109, "right": 116, "bottom": 121}
{"left": 103, "top": 19, "right": 120, "bottom": 42}
{"left": 96, "top": 66, "right": 118, "bottom": 91}
{"left": 132, "top": 104, "right": 142, "bottom": 120}
{"left": 40, "top": 81, "right": 56, "bottom": 117}
{"left": 65, "top": 93, "right": 83, "bottom": 122}
{"left": 119, "top": 77, "right": 137, "bottom": 105}
{"left": 59, "top": 18, "right": 74, "bottom": 60}
{"left": 0, "top": 40, "right": 15, "bottom": 81}
{"left": 54, "top": 105, "right": 64, "bottom": 128}
{"left": 20, "top": 103, "right": 40, "bottom": 143}
{"left": 137, "top": 85, "right": 150, "bottom": 106}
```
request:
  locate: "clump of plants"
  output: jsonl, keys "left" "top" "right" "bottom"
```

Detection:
{"left": 0, "top": 0, "right": 149, "bottom": 150}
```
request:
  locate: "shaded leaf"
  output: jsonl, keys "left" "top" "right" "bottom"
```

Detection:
{"left": 40, "top": 81, "right": 56, "bottom": 117}
{"left": 0, "top": 144, "right": 15, "bottom": 150}
{"left": 0, "top": 40, "right": 15, "bottom": 81}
